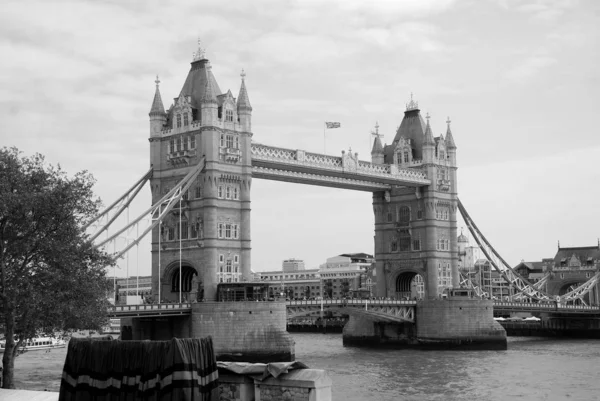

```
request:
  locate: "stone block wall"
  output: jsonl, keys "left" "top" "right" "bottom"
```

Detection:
{"left": 219, "top": 369, "right": 332, "bottom": 401}
{"left": 192, "top": 301, "right": 295, "bottom": 362}
{"left": 416, "top": 298, "right": 506, "bottom": 349}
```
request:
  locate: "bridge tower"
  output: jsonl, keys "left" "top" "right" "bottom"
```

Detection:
{"left": 372, "top": 97, "right": 459, "bottom": 299}
{"left": 148, "top": 43, "right": 253, "bottom": 302}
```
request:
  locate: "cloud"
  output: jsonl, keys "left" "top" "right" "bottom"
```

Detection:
{"left": 506, "top": 54, "right": 556, "bottom": 82}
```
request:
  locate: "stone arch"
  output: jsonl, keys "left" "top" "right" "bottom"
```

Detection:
{"left": 388, "top": 268, "right": 426, "bottom": 300}
{"left": 162, "top": 260, "right": 201, "bottom": 301}
{"left": 556, "top": 280, "right": 590, "bottom": 304}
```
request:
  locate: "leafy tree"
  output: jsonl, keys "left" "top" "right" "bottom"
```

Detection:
{"left": 0, "top": 147, "right": 114, "bottom": 389}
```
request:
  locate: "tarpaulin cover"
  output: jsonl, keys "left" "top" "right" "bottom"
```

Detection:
{"left": 217, "top": 361, "right": 308, "bottom": 381}
{"left": 59, "top": 337, "right": 218, "bottom": 401}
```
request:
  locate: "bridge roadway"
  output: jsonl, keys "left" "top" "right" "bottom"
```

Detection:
{"left": 107, "top": 300, "right": 600, "bottom": 320}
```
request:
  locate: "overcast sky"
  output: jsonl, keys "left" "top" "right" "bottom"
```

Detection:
{"left": 2, "top": 0, "right": 599, "bottom": 276}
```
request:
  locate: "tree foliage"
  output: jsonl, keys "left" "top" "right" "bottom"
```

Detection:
{"left": 0, "top": 147, "right": 114, "bottom": 388}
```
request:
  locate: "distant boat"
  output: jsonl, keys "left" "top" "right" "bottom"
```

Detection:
{"left": 0, "top": 336, "right": 67, "bottom": 353}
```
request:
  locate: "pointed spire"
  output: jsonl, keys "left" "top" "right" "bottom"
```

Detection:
{"left": 445, "top": 116, "right": 456, "bottom": 149}
{"left": 201, "top": 66, "right": 217, "bottom": 104}
{"left": 237, "top": 69, "right": 252, "bottom": 111}
{"left": 149, "top": 75, "right": 165, "bottom": 115}
{"left": 371, "top": 135, "right": 383, "bottom": 154}
{"left": 424, "top": 112, "right": 435, "bottom": 145}
{"left": 370, "top": 122, "right": 383, "bottom": 154}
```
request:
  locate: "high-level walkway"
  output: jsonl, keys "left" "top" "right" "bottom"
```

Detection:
{"left": 251, "top": 143, "right": 430, "bottom": 191}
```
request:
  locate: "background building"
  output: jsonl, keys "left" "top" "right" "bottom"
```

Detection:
{"left": 282, "top": 258, "right": 305, "bottom": 272}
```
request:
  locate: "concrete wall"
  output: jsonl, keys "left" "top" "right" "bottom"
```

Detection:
{"left": 192, "top": 301, "right": 295, "bottom": 362}
{"left": 416, "top": 298, "right": 506, "bottom": 349}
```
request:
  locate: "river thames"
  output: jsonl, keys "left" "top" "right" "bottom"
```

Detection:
{"left": 294, "top": 333, "right": 600, "bottom": 401}
{"left": 11, "top": 333, "right": 600, "bottom": 400}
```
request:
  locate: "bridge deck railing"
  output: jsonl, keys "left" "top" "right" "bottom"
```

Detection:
{"left": 110, "top": 303, "right": 192, "bottom": 313}
{"left": 286, "top": 299, "right": 417, "bottom": 307}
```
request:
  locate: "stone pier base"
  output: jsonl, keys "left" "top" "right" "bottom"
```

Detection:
{"left": 342, "top": 298, "right": 507, "bottom": 350}
{"left": 192, "top": 301, "right": 295, "bottom": 362}
{"left": 416, "top": 298, "right": 507, "bottom": 350}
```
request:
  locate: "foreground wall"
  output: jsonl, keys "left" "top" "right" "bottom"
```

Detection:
{"left": 192, "top": 301, "right": 295, "bottom": 362}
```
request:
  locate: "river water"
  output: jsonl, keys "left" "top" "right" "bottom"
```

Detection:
{"left": 292, "top": 333, "right": 600, "bottom": 401}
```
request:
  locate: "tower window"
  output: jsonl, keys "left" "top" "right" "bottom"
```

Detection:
{"left": 190, "top": 135, "right": 196, "bottom": 149}
{"left": 183, "top": 113, "right": 189, "bottom": 126}
{"left": 234, "top": 255, "right": 239, "bottom": 263}
{"left": 398, "top": 229, "right": 411, "bottom": 252}
{"left": 218, "top": 186, "right": 223, "bottom": 199}
{"left": 403, "top": 151, "right": 409, "bottom": 163}
{"left": 183, "top": 136, "right": 188, "bottom": 151}
{"left": 176, "top": 114, "right": 182, "bottom": 128}
{"left": 234, "top": 136, "right": 239, "bottom": 149}
{"left": 439, "top": 150, "right": 445, "bottom": 160}
{"left": 195, "top": 185, "right": 202, "bottom": 199}
{"left": 220, "top": 134, "right": 225, "bottom": 147}
{"left": 227, "top": 260, "right": 232, "bottom": 272}
{"left": 169, "top": 139, "right": 175, "bottom": 154}
{"left": 233, "top": 187, "right": 239, "bottom": 200}
{"left": 168, "top": 227, "right": 175, "bottom": 241}
{"left": 413, "top": 238, "right": 421, "bottom": 251}
{"left": 226, "top": 186, "right": 231, "bottom": 199}
{"left": 178, "top": 221, "right": 188, "bottom": 240}
{"left": 398, "top": 206, "right": 410, "bottom": 226}
{"left": 225, "top": 109, "right": 234, "bottom": 122}
{"left": 219, "top": 254, "right": 224, "bottom": 263}
{"left": 218, "top": 223, "right": 224, "bottom": 238}
{"left": 390, "top": 239, "right": 398, "bottom": 252}
{"left": 176, "top": 137, "right": 182, "bottom": 152}
{"left": 226, "top": 135, "right": 234, "bottom": 149}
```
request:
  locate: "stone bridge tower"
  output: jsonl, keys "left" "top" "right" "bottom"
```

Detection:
{"left": 372, "top": 97, "right": 459, "bottom": 299}
{"left": 148, "top": 43, "right": 253, "bottom": 302}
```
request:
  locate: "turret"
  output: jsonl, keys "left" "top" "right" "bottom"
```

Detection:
{"left": 370, "top": 122, "right": 384, "bottom": 164}
{"left": 422, "top": 113, "right": 435, "bottom": 163}
{"left": 237, "top": 69, "right": 252, "bottom": 132}
{"left": 200, "top": 63, "right": 218, "bottom": 126}
{"left": 445, "top": 117, "right": 457, "bottom": 166}
{"left": 149, "top": 76, "right": 166, "bottom": 137}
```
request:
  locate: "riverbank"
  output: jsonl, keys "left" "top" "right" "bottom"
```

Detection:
{"left": 8, "top": 347, "right": 67, "bottom": 392}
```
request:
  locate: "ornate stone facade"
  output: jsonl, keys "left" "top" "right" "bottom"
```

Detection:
{"left": 148, "top": 43, "right": 252, "bottom": 301}
{"left": 372, "top": 103, "right": 459, "bottom": 299}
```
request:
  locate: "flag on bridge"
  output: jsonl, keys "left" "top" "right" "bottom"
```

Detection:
{"left": 325, "top": 121, "right": 341, "bottom": 129}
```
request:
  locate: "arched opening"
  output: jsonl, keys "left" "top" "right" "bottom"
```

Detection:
{"left": 395, "top": 272, "right": 424, "bottom": 300}
{"left": 168, "top": 264, "right": 201, "bottom": 302}
{"left": 558, "top": 281, "right": 589, "bottom": 305}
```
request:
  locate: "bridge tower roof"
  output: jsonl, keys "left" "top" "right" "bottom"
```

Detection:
{"left": 388, "top": 94, "right": 427, "bottom": 160}
{"left": 179, "top": 41, "right": 222, "bottom": 109}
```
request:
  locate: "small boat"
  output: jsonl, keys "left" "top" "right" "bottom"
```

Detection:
{"left": 0, "top": 336, "right": 67, "bottom": 353}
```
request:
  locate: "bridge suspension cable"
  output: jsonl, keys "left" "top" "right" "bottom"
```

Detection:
{"left": 458, "top": 198, "right": 600, "bottom": 304}
{"left": 93, "top": 158, "right": 206, "bottom": 260}
{"left": 86, "top": 167, "right": 153, "bottom": 241}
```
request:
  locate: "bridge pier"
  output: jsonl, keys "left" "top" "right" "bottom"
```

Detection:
{"left": 117, "top": 301, "right": 295, "bottom": 362}
{"left": 342, "top": 297, "right": 506, "bottom": 350}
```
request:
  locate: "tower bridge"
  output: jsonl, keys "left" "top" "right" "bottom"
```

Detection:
{"left": 91, "top": 42, "right": 600, "bottom": 356}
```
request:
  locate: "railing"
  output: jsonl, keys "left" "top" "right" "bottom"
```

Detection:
{"left": 286, "top": 299, "right": 417, "bottom": 307}
{"left": 109, "top": 303, "right": 192, "bottom": 315}
{"left": 493, "top": 301, "right": 600, "bottom": 312}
